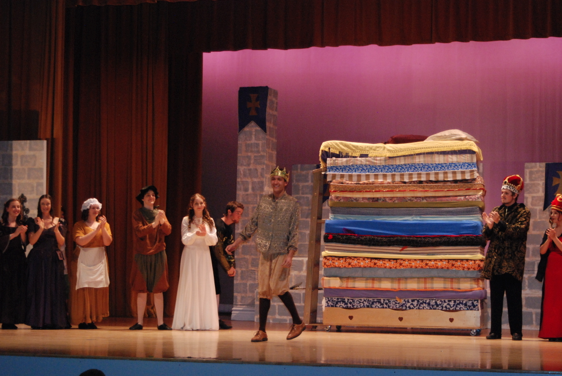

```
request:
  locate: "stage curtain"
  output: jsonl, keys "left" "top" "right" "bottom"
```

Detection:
{"left": 0, "top": 0, "right": 66, "bottom": 213}
{"left": 64, "top": 3, "right": 174, "bottom": 317}
{"left": 67, "top": 0, "right": 196, "bottom": 6}
{"left": 169, "top": 0, "right": 562, "bottom": 52}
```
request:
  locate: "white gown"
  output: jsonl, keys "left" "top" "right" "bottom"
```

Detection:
{"left": 172, "top": 216, "right": 219, "bottom": 330}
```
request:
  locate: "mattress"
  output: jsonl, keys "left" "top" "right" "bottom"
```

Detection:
{"left": 326, "top": 170, "right": 480, "bottom": 183}
{"left": 322, "top": 244, "right": 484, "bottom": 256}
{"left": 324, "top": 233, "right": 486, "bottom": 248}
{"left": 324, "top": 219, "right": 483, "bottom": 236}
{"left": 322, "top": 250, "right": 485, "bottom": 260}
{"left": 322, "top": 256, "right": 484, "bottom": 270}
{"left": 328, "top": 206, "right": 482, "bottom": 217}
{"left": 324, "top": 297, "right": 481, "bottom": 311}
{"left": 323, "top": 268, "right": 482, "bottom": 278}
{"left": 327, "top": 162, "right": 478, "bottom": 175}
{"left": 326, "top": 152, "right": 477, "bottom": 167}
{"left": 323, "top": 288, "right": 487, "bottom": 300}
{"left": 322, "top": 276, "right": 484, "bottom": 290}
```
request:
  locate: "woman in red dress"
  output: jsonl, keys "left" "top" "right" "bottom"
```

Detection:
{"left": 538, "top": 194, "right": 562, "bottom": 341}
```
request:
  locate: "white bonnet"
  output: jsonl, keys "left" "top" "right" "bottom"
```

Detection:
{"left": 81, "top": 198, "right": 102, "bottom": 211}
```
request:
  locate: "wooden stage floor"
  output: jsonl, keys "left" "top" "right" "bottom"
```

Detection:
{"left": 1, "top": 317, "right": 561, "bottom": 374}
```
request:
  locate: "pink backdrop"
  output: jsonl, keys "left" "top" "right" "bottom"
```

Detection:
{"left": 202, "top": 38, "right": 562, "bottom": 218}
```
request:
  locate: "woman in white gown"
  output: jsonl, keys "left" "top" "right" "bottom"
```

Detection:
{"left": 172, "top": 193, "right": 219, "bottom": 330}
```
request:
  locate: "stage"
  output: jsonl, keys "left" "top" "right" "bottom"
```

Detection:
{"left": 1, "top": 318, "right": 561, "bottom": 376}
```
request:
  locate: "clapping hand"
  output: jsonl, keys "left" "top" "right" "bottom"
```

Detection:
{"left": 15, "top": 225, "right": 28, "bottom": 236}
{"left": 35, "top": 217, "right": 45, "bottom": 229}
{"left": 546, "top": 228, "right": 558, "bottom": 241}
{"left": 482, "top": 212, "right": 493, "bottom": 229}
{"left": 98, "top": 215, "right": 107, "bottom": 230}
{"left": 196, "top": 223, "right": 207, "bottom": 236}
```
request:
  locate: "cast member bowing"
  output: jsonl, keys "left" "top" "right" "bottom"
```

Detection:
{"left": 0, "top": 198, "right": 28, "bottom": 329}
{"left": 130, "top": 185, "right": 172, "bottom": 330}
{"left": 172, "top": 194, "right": 219, "bottom": 331}
{"left": 70, "top": 198, "right": 112, "bottom": 329}
{"left": 536, "top": 194, "right": 562, "bottom": 341}
{"left": 26, "top": 194, "right": 69, "bottom": 329}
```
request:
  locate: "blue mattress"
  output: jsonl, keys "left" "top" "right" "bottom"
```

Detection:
{"left": 325, "top": 219, "right": 483, "bottom": 236}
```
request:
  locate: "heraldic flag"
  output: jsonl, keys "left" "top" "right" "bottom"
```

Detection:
{"left": 544, "top": 163, "right": 562, "bottom": 210}
{"left": 238, "top": 86, "right": 269, "bottom": 133}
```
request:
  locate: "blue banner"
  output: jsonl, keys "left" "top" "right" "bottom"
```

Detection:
{"left": 238, "top": 86, "right": 269, "bottom": 133}
{"left": 544, "top": 163, "right": 562, "bottom": 210}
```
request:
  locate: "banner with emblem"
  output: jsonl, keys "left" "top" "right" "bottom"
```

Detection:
{"left": 238, "top": 86, "right": 269, "bottom": 133}
{"left": 544, "top": 163, "right": 562, "bottom": 210}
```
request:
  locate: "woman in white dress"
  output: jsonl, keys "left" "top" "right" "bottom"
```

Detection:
{"left": 172, "top": 193, "right": 219, "bottom": 330}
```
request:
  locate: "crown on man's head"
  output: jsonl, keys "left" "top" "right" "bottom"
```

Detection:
{"left": 270, "top": 166, "right": 290, "bottom": 182}
{"left": 502, "top": 174, "right": 524, "bottom": 195}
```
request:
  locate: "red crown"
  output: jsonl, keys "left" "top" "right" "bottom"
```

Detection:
{"left": 551, "top": 194, "right": 562, "bottom": 212}
{"left": 502, "top": 174, "right": 524, "bottom": 194}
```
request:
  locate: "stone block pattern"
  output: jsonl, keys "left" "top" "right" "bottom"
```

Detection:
{"left": 233, "top": 88, "right": 278, "bottom": 319}
{"left": 0, "top": 141, "right": 47, "bottom": 217}
{"left": 521, "top": 163, "right": 550, "bottom": 330}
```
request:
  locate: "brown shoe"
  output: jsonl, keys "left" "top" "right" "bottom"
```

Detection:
{"left": 251, "top": 330, "right": 268, "bottom": 342}
{"left": 286, "top": 322, "right": 306, "bottom": 340}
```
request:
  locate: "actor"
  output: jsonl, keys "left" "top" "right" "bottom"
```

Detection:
{"left": 211, "top": 201, "right": 244, "bottom": 329}
{"left": 227, "top": 167, "right": 304, "bottom": 342}
{"left": 130, "top": 185, "right": 172, "bottom": 330}
{"left": 481, "top": 175, "right": 530, "bottom": 341}
{"left": 536, "top": 194, "right": 562, "bottom": 341}
{"left": 70, "top": 198, "right": 112, "bottom": 329}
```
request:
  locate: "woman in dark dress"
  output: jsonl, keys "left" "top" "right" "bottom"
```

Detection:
{"left": 0, "top": 198, "right": 28, "bottom": 329}
{"left": 26, "top": 194, "right": 69, "bottom": 329}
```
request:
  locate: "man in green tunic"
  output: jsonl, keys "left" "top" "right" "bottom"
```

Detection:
{"left": 227, "top": 166, "right": 305, "bottom": 342}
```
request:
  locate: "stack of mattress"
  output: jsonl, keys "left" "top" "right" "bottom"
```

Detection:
{"left": 320, "top": 139, "right": 486, "bottom": 330}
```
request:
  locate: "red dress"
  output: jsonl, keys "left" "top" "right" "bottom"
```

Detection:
{"left": 539, "top": 237, "right": 562, "bottom": 339}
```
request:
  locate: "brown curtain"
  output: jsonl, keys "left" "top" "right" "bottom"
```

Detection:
{"left": 168, "top": 0, "right": 562, "bottom": 52}
{"left": 0, "top": 0, "right": 54, "bottom": 141}
{"left": 64, "top": 3, "right": 172, "bottom": 317}
{"left": 0, "top": 0, "right": 66, "bottom": 212}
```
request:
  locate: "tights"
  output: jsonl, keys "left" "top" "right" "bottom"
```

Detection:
{"left": 137, "top": 292, "right": 164, "bottom": 326}
{"left": 258, "top": 292, "right": 302, "bottom": 332}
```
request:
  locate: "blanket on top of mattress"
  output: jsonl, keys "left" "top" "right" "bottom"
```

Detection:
{"left": 319, "top": 140, "right": 483, "bottom": 166}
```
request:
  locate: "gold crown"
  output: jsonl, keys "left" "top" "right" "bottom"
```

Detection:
{"left": 270, "top": 166, "right": 290, "bottom": 182}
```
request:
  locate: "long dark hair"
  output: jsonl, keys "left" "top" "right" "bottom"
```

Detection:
{"left": 187, "top": 193, "right": 214, "bottom": 228}
{"left": 37, "top": 194, "right": 54, "bottom": 218}
{"left": 2, "top": 198, "right": 24, "bottom": 226}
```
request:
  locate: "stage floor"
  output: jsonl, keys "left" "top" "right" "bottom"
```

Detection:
{"left": 0, "top": 318, "right": 561, "bottom": 373}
